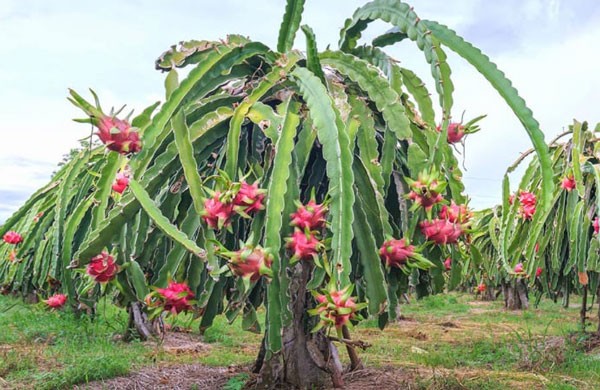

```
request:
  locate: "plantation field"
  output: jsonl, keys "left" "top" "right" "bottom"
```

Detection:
{"left": 2, "top": 293, "right": 599, "bottom": 389}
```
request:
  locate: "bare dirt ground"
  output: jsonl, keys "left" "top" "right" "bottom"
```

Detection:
{"left": 75, "top": 364, "right": 552, "bottom": 390}
{"left": 74, "top": 363, "right": 239, "bottom": 389}
{"left": 75, "top": 365, "right": 421, "bottom": 390}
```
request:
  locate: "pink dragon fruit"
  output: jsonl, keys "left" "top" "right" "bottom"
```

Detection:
{"left": 312, "top": 288, "right": 361, "bottom": 329}
{"left": 3, "top": 231, "right": 23, "bottom": 245}
{"left": 514, "top": 262, "right": 524, "bottom": 274}
{"left": 420, "top": 219, "right": 463, "bottom": 245}
{"left": 594, "top": 217, "right": 600, "bottom": 235}
{"left": 155, "top": 281, "right": 195, "bottom": 314}
{"left": 201, "top": 192, "right": 234, "bottom": 230}
{"left": 45, "top": 294, "right": 67, "bottom": 309}
{"left": 447, "top": 123, "right": 466, "bottom": 144}
{"left": 519, "top": 191, "right": 536, "bottom": 205}
{"left": 535, "top": 267, "right": 543, "bottom": 278}
{"left": 96, "top": 115, "right": 142, "bottom": 154}
{"left": 86, "top": 251, "right": 118, "bottom": 283}
{"left": 69, "top": 90, "right": 141, "bottom": 154}
{"left": 444, "top": 257, "right": 452, "bottom": 271}
{"left": 290, "top": 200, "right": 327, "bottom": 231}
{"left": 520, "top": 204, "right": 536, "bottom": 220}
{"left": 436, "top": 118, "right": 482, "bottom": 144}
{"left": 477, "top": 283, "right": 486, "bottom": 293}
{"left": 111, "top": 171, "right": 130, "bottom": 194}
{"left": 436, "top": 122, "right": 466, "bottom": 144}
{"left": 561, "top": 175, "right": 576, "bottom": 192}
{"left": 232, "top": 181, "right": 266, "bottom": 215}
{"left": 518, "top": 191, "right": 537, "bottom": 220}
{"left": 379, "top": 238, "right": 415, "bottom": 268}
{"left": 408, "top": 189, "right": 444, "bottom": 210}
{"left": 227, "top": 246, "right": 273, "bottom": 282}
{"left": 285, "top": 230, "right": 321, "bottom": 261}
{"left": 508, "top": 194, "right": 515, "bottom": 205}
{"left": 439, "top": 202, "right": 472, "bottom": 224}
{"left": 406, "top": 171, "right": 446, "bottom": 211}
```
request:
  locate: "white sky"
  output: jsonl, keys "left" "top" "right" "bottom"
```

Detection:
{"left": 0, "top": 0, "right": 599, "bottom": 221}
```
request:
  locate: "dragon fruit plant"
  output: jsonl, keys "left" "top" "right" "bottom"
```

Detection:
{"left": 471, "top": 120, "right": 600, "bottom": 318}
{"left": 0, "top": 0, "right": 553, "bottom": 387}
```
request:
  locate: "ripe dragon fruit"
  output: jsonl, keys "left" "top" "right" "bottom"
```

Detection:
{"left": 290, "top": 200, "right": 327, "bottom": 231}
{"left": 520, "top": 205, "right": 536, "bottom": 220}
{"left": 420, "top": 219, "right": 463, "bottom": 245}
{"left": 201, "top": 192, "right": 234, "bottom": 230}
{"left": 508, "top": 194, "right": 515, "bottom": 205}
{"left": 519, "top": 191, "right": 536, "bottom": 206}
{"left": 86, "top": 251, "right": 118, "bottom": 283}
{"left": 439, "top": 201, "right": 472, "bottom": 224}
{"left": 518, "top": 191, "right": 537, "bottom": 220}
{"left": 45, "top": 294, "right": 67, "bottom": 309}
{"left": 68, "top": 89, "right": 142, "bottom": 154}
{"left": 285, "top": 229, "right": 322, "bottom": 261}
{"left": 111, "top": 171, "right": 130, "bottom": 194}
{"left": 444, "top": 257, "right": 452, "bottom": 271}
{"left": 447, "top": 122, "right": 466, "bottom": 144}
{"left": 379, "top": 238, "right": 415, "bottom": 268}
{"left": 514, "top": 262, "right": 524, "bottom": 274}
{"left": 535, "top": 267, "right": 543, "bottom": 278}
{"left": 232, "top": 181, "right": 266, "bottom": 215}
{"left": 406, "top": 171, "right": 446, "bottom": 211}
{"left": 436, "top": 122, "right": 466, "bottom": 144}
{"left": 95, "top": 115, "right": 142, "bottom": 154}
{"left": 226, "top": 246, "right": 273, "bottom": 282}
{"left": 155, "top": 281, "right": 195, "bottom": 314}
{"left": 311, "top": 287, "right": 362, "bottom": 329}
{"left": 535, "top": 243, "right": 540, "bottom": 253}
{"left": 436, "top": 117, "right": 483, "bottom": 144}
{"left": 561, "top": 175, "right": 576, "bottom": 192}
{"left": 477, "top": 283, "right": 486, "bottom": 293}
{"left": 594, "top": 217, "right": 600, "bottom": 235}
{"left": 3, "top": 231, "right": 23, "bottom": 245}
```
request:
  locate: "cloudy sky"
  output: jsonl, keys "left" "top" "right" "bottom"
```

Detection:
{"left": 0, "top": 0, "right": 598, "bottom": 221}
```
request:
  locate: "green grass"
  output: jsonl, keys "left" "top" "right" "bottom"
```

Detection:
{"left": 2, "top": 292, "right": 600, "bottom": 389}
{"left": 352, "top": 292, "right": 600, "bottom": 388}
{"left": 223, "top": 373, "right": 251, "bottom": 390}
{"left": 0, "top": 297, "right": 147, "bottom": 389}
{"left": 0, "top": 295, "right": 258, "bottom": 389}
